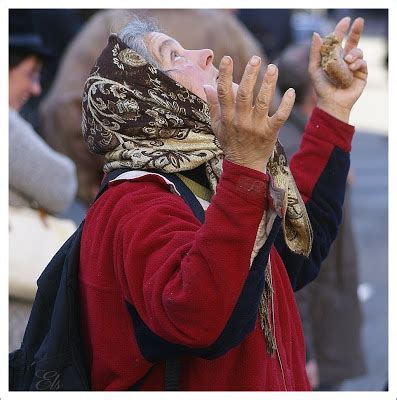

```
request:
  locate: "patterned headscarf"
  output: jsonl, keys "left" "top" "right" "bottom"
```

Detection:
{"left": 82, "top": 34, "right": 313, "bottom": 257}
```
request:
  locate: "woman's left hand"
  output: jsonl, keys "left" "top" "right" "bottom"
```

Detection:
{"left": 309, "top": 17, "right": 368, "bottom": 123}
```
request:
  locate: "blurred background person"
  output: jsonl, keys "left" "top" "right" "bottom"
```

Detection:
{"left": 9, "top": 9, "right": 78, "bottom": 351}
{"left": 277, "top": 42, "right": 367, "bottom": 390}
{"left": 19, "top": 9, "right": 85, "bottom": 131}
{"left": 238, "top": 9, "right": 292, "bottom": 61}
{"left": 39, "top": 9, "right": 277, "bottom": 205}
{"left": 9, "top": 9, "right": 77, "bottom": 218}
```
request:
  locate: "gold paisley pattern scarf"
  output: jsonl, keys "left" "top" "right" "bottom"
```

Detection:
{"left": 82, "top": 34, "right": 313, "bottom": 354}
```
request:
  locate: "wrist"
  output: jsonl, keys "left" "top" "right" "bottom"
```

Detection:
{"left": 316, "top": 99, "right": 351, "bottom": 123}
{"left": 224, "top": 156, "right": 268, "bottom": 174}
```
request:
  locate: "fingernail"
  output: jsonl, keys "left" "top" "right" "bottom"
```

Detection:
{"left": 223, "top": 56, "right": 231, "bottom": 65}
{"left": 287, "top": 88, "right": 295, "bottom": 97}
{"left": 267, "top": 64, "right": 276, "bottom": 75}
{"left": 250, "top": 56, "right": 261, "bottom": 66}
{"left": 345, "top": 54, "right": 353, "bottom": 62}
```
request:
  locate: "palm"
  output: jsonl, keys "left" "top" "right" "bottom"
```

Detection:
{"left": 309, "top": 17, "right": 368, "bottom": 114}
{"left": 311, "top": 66, "right": 367, "bottom": 110}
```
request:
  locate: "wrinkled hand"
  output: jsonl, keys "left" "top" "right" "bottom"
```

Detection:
{"left": 204, "top": 56, "right": 295, "bottom": 173}
{"left": 309, "top": 17, "right": 368, "bottom": 122}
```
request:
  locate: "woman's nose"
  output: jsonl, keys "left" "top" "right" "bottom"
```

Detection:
{"left": 197, "top": 48, "right": 214, "bottom": 69}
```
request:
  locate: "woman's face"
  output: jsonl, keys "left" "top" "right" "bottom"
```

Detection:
{"left": 146, "top": 32, "right": 238, "bottom": 101}
{"left": 9, "top": 55, "right": 42, "bottom": 111}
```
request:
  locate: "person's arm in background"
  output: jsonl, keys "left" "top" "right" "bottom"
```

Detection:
{"left": 294, "top": 286, "right": 319, "bottom": 389}
{"left": 9, "top": 109, "right": 77, "bottom": 214}
{"left": 48, "top": 99, "right": 104, "bottom": 204}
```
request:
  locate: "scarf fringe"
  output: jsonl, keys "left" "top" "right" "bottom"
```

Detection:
{"left": 259, "top": 262, "right": 277, "bottom": 356}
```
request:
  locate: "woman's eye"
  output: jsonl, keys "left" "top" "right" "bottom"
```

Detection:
{"left": 171, "top": 51, "right": 183, "bottom": 61}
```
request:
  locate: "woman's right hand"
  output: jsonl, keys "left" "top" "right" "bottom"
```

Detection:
{"left": 204, "top": 56, "right": 296, "bottom": 173}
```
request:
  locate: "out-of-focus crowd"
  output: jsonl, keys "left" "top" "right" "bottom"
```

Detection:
{"left": 8, "top": 8, "right": 388, "bottom": 391}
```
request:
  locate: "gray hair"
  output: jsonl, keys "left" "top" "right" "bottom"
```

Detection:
{"left": 118, "top": 16, "right": 162, "bottom": 70}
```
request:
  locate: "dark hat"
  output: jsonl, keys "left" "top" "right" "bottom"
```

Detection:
{"left": 9, "top": 9, "right": 52, "bottom": 59}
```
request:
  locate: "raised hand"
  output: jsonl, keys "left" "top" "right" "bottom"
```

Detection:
{"left": 204, "top": 56, "right": 295, "bottom": 173}
{"left": 309, "top": 17, "right": 368, "bottom": 122}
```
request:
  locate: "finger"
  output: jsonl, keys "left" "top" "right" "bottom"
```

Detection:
{"left": 349, "top": 58, "right": 367, "bottom": 72}
{"left": 217, "top": 56, "right": 234, "bottom": 121}
{"left": 308, "top": 32, "right": 323, "bottom": 76}
{"left": 351, "top": 59, "right": 368, "bottom": 80}
{"left": 348, "top": 59, "right": 365, "bottom": 71}
{"left": 269, "top": 88, "right": 296, "bottom": 133}
{"left": 344, "top": 48, "right": 364, "bottom": 63}
{"left": 204, "top": 85, "right": 221, "bottom": 122}
{"left": 253, "top": 64, "right": 278, "bottom": 119}
{"left": 333, "top": 16, "right": 351, "bottom": 42}
{"left": 344, "top": 17, "right": 365, "bottom": 53}
{"left": 235, "top": 55, "right": 261, "bottom": 114}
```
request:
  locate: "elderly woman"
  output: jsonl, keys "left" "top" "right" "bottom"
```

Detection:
{"left": 79, "top": 16, "right": 367, "bottom": 390}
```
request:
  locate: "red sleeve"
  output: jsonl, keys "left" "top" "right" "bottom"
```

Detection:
{"left": 111, "top": 160, "right": 270, "bottom": 347}
{"left": 289, "top": 106, "right": 354, "bottom": 202}
{"left": 275, "top": 107, "right": 355, "bottom": 290}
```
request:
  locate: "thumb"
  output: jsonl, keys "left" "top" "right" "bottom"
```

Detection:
{"left": 308, "top": 32, "right": 323, "bottom": 76}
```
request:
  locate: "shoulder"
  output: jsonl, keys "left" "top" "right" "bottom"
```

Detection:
{"left": 9, "top": 108, "right": 30, "bottom": 133}
{"left": 87, "top": 173, "right": 191, "bottom": 223}
{"left": 82, "top": 173, "right": 201, "bottom": 249}
{"left": 9, "top": 109, "right": 43, "bottom": 146}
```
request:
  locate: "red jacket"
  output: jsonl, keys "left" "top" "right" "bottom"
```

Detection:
{"left": 79, "top": 107, "right": 354, "bottom": 390}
